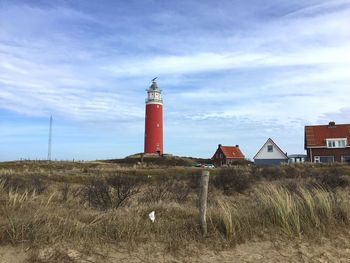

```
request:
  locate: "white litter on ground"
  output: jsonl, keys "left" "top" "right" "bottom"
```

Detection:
{"left": 148, "top": 211, "right": 155, "bottom": 222}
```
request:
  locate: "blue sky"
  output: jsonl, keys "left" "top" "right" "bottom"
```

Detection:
{"left": 0, "top": 0, "right": 349, "bottom": 161}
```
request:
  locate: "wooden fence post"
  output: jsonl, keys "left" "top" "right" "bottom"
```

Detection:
{"left": 199, "top": 170, "right": 210, "bottom": 236}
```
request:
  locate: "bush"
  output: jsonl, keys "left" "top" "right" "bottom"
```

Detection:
{"left": 59, "top": 183, "right": 70, "bottom": 202}
{"left": 213, "top": 168, "right": 252, "bottom": 195}
{"left": 0, "top": 175, "right": 46, "bottom": 194}
{"left": 316, "top": 173, "right": 349, "bottom": 190}
{"left": 187, "top": 173, "right": 201, "bottom": 190}
{"left": 81, "top": 178, "right": 112, "bottom": 210}
{"left": 140, "top": 176, "right": 173, "bottom": 203}
{"left": 282, "top": 166, "right": 303, "bottom": 178}
{"left": 168, "top": 180, "right": 191, "bottom": 203}
{"left": 81, "top": 175, "right": 144, "bottom": 210}
{"left": 253, "top": 166, "right": 286, "bottom": 180}
{"left": 106, "top": 175, "right": 144, "bottom": 207}
{"left": 139, "top": 174, "right": 192, "bottom": 204}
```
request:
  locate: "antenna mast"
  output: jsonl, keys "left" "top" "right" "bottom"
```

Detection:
{"left": 47, "top": 115, "right": 53, "bottom": 161}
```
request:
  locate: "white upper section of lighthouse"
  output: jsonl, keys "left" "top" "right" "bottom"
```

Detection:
{"left": 146, "top": 79, "right": 163, "bottom": 105}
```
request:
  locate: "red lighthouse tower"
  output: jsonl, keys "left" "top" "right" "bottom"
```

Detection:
{"left": 144, "top": 78, "right": 163, "bottom": 155}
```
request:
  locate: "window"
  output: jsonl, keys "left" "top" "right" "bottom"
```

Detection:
{"left": 315, "top": 156, "right": 334, "bottom": 163}
{"left": 326, "top": 138, "right": 347, "bottom": 148}
{"left": 327, "top": 141, "right": 335, "bottom": 148}
{"left": 267, "top": 145, "right": 273, "bottom": 152}
{"left": 338, "top": 140, "right": 346, "bottom": 147}
{"left": 341, "top": 156, "right": 350, "bottom": 163}
{"left": 320, "top": 156, "right": 334, "bottom": 163}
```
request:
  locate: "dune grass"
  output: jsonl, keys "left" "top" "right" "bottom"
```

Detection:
{"left": 0, "top": 161, "right": 349, "bottom": 254}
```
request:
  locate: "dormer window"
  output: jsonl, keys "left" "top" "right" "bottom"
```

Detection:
{"left": 326, "top": 138, "right": 347, "bottom": 148}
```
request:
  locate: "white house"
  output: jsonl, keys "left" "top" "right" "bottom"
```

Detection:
{"left": 288, "top": 154, "right": 307, "bottom": 164}
{"left": 253, "top": 138, "right": 288, "bottom": 165}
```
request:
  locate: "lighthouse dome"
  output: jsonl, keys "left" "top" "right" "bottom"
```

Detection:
{"left": 149, "top": 81, "right": 160, "bottom": 91}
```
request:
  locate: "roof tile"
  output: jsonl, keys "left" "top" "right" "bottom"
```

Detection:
{"left": 305, "top": 123, "right": 350, "bottom": 147}
{"left": 220, "top": 146, "right": 245, "bottom": 159}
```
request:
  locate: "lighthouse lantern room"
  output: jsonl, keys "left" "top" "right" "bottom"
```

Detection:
{"left": 144, "top": 78, "right": 163, "bottom": 155}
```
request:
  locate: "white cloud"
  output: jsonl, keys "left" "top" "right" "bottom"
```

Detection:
{"left": 0, "top": 0, "right": 350, "bottom": 159}
{"left": 105, "top": 44, "right": 350, "bottom": 76}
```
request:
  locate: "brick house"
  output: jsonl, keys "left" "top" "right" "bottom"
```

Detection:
{"left": 304, "top": 122, "right": 350, "bottom": 163}
{"left": 212, "top": 144, "right": 245, "bottom": 166}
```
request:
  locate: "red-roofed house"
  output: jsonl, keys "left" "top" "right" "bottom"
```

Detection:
{"left": 305, "top": 122, "right": 350, "bottom": 163}
{"left": 212, "top": 144, "right": 245, "bottom": 166}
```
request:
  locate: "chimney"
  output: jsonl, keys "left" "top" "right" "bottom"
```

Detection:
{"left": 328, "top": 121, "right": 336, "bottom": 128}
{"left": 235, "top": 145, "right": 239, "bottom": 148}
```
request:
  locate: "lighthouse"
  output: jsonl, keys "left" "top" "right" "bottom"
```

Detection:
{"left": 144, "top": 78, "right": 163, "bottom": 155}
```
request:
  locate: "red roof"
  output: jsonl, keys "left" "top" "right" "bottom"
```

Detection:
{"left": 305, "top": 123, "right": 350, "bottom": 148}
{"left": 219, "top": 146, "right": 245, "bottom": 159}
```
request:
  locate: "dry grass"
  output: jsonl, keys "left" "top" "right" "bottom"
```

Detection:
{"left": 0, "top": 161, "right": 349, "bottom": 256}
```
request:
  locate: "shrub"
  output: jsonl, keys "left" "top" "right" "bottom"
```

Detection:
{"left": 315, "top": 168, "right": 350, "bottom": 190}
{"left": 282, "top": 165, "right": 303, "bottom": 178}
{"left": 187, "top": 173, "right": 201, "bottom": 190}
{"left": 106, "top": 175, "right": 144, "bottom": 207}
{"left": 280, "top": 180, "right": 300, "bottom": 194}
{"left": 168, "top": 180, "right": 191, "bottom": 203}
{"left": 213, "top": 168, "right": 252, "bottom": 195}
{"left": 81, "top": 175, "right": 143, "bottom": 210}
{"left": 0, "top": 175, "right": 46, "bottom": 194}
{"left": 254, "top": 166, "right": 286, "bottom": 180}
{"left": 81, "top": 178, "right": 112, "bottom": 210}
{"left": 59, "top": 183, "right": 70, "bottom": 203}
{"left": 140, "top": 177, "right": 173, "bottom": 203}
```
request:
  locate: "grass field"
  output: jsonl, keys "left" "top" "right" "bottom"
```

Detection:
{"left": 0, "top": 160, "right": 350, "bottom": 262}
